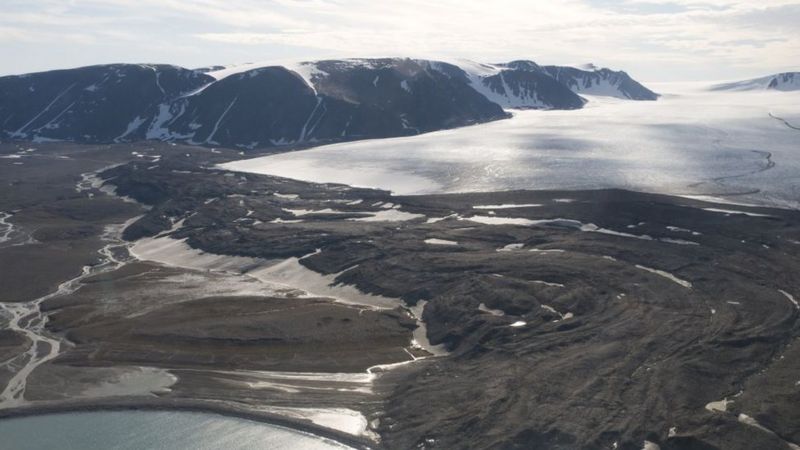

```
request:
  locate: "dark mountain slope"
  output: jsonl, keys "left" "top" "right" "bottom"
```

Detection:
{"left": 1, "top": 58, "right": 659, "bottom": 150}
{"left": 0, "top": 64, "right": 212, "bottom": 143}
{"left": 543, "top": 64, "right": 659, "bottom": 100}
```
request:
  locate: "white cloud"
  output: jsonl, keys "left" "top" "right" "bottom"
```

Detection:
{"left": 0, "top": 0, "right": 797, "bottom": 80}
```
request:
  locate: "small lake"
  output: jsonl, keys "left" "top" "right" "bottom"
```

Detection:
{"left": 0, "top": 410, "right": 353, "bottom": 450}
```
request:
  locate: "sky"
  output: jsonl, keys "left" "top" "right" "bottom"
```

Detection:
{"left": 1, "top": 0, "right": 798, "bottom": 81}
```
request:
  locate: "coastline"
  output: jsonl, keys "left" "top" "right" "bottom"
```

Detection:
{"left": 0, "top": 397, "right": 377, "bottom": 450}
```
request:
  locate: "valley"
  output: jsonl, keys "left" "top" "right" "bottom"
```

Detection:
{"left": 2, "top": 0, "right": 799, "bottom": 447}
{"left": 0, "top": 133, "right": 798, "bottom": 448}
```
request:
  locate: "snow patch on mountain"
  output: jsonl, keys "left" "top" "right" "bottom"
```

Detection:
{"left": 571, "top": 77, "right": 624, "bottom": 97}
{"left": 430, "top": 59, "right": 578, "bottom": 109}
{"left": 285, "top": 62, "right": 329, "bottom": 95}
{"left": 2, "top": 58, "right": 657, "bottom": 149}
{"left": 465, "top": 68, "right": 548, "bottom": 108}
{"left": 115, "top": 116, "right": 148, "bottom": 142}
{"left": 711, "top": 72, "right": 800, "bottom": 92}
{"left": 544, "top": 65, "right": 659, "bottom": 100}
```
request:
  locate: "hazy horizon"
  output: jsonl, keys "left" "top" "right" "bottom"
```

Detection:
{"left": 2, "top": 0, "right": 798, "bottom": 81}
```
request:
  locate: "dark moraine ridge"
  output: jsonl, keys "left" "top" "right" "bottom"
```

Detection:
{"left": 92, "top": 152, "right": 800, "bottom": 450}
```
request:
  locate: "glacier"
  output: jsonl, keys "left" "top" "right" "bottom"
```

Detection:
{"left": 221, "top": 83, "right": 800, "bottom": 209}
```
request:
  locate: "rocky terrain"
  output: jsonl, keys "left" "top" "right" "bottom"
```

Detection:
{"left": 0, "top": 58, "right": 657, "bottom": 150}
{"left": 1, "top": 143, "right": 798, "bottom": 449}
{"left": 0, "top": 143, "right": 421, "bottom": 449}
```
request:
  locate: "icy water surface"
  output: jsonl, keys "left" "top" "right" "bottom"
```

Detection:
{"left": 0, "top": 411, "right": 352, "bottom": 450}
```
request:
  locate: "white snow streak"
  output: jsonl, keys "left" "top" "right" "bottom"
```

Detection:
{"left": 206, "top": 97, "right": 239, "bottom": 144}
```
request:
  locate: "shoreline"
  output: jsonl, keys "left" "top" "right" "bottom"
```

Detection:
{"left": 0, "top": 397, "right": 376, "bottom": 450}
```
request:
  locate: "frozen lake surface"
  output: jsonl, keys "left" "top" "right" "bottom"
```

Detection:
{"left": 0, "top": 411, "right": 352, "bottom": 450}
{"left": 222, "top": 83, "right": 800, "bottom": 209}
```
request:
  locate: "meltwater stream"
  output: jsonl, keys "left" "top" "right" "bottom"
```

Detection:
{"left": 0, "top": 219, "right": 137, "bottom": 408}
{"left": 0, "top": 167, "right": 383, "bottom": 448}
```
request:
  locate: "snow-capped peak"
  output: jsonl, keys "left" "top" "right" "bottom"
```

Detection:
{"left": 202, "top": 60, "right": 326, "bottom": 95}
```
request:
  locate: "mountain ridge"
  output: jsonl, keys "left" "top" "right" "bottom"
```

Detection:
{"left": 1, "top": 58, "right": 657, "bottom": 150}
{"left": 711, "top": 72, "right": 800, "bottom": 92}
